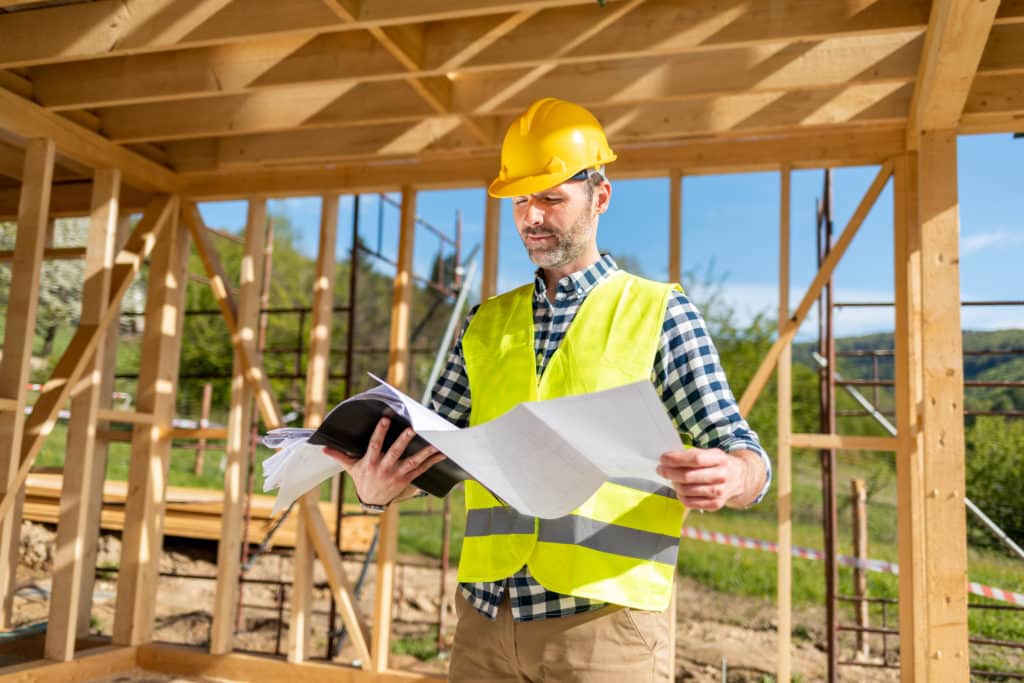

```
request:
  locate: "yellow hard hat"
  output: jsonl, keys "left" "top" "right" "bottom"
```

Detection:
{"left": 488, "top": 97, "right": 617, "bottom": 198}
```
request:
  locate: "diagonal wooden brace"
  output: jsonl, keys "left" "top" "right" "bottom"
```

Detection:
{"left": 298, "top": 495, "right": 374, "bottom": 668}
{"left": 180, "top": 202, "right": 283, "bottom": 429}
{"left": 738, "top": 161, "right": 893, "bottom": 416}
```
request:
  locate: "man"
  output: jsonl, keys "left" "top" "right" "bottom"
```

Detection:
{"left": 326, "top": 97, "right": 770, "bottom": 682}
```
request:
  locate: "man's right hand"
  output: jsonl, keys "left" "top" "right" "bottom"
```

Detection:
{"left": 323, "top": 416, "right": 445, "bottom": 507}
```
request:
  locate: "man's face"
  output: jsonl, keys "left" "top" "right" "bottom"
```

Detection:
{"left": 512, "top": 179, "right": 601, "bottom": 269}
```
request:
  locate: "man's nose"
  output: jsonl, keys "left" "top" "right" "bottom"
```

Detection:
{"left": 523, "top": 201, "right": 544, "bottom": 227}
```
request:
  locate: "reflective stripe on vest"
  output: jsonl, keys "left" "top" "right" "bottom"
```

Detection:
{"left": 457, "top": 270, "right": 686, "bottom": 611}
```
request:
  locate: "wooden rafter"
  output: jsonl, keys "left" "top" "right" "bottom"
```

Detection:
{"left": 907, "top": 0, "right": 1002, "bottom": 143}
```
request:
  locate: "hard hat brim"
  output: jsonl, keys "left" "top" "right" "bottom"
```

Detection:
{"left": 487, "top": 153, "right": 616, "bottom": 198}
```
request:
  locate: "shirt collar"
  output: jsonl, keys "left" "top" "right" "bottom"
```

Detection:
{"left": 533, "top": 254, "right": 619, "bottom": 303}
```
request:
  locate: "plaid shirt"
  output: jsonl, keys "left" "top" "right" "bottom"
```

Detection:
{"left": 430, "top": 254, "right": 770, "bottom": 621}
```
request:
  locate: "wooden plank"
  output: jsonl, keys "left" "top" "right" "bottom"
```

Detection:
{"left": 907, "top": 0, "right": 1001, "bottom": 143}
{"left": 0, "top": 247, "right": 87, "bottom": 262}
{"left": 78, "top": 213, "right": 133, "bottom": 637}
{"left": 892, "top": 152, "right": 928, "bottom": 683}
{"left": 0, "top": 87, "right": 179, "bottom": 193}
{"left": 137, "top": 643, "right": 443, "bottom": 682}
{"left": 112, "top": 208, "right": 191, "bottom": 647}
{"left": 94, "top": 409, "right": 155, "bottom": 425}
{"left": 738, "top": 161, "right": 892, "bottom": 416}
{"left": 481, "top": 194, "right": 500, "bottom": 300}
{"left": 0, "top": 0, "right": 339, "bottom": 69}
{"left": 789, "top": 434, "right": 899, "bottom": 452}
{"left": 0, "top": 645, "right": 136, "bottom": 683}
{"left": 0, "top": 183, "right": 153, "bottom": 222}
{"left": 299, "top": 496, "right": 373, "bottom": 667}
{"left": 181, "top": 203, "right": 283, "bottom": 429}
{"left": 287, "top": 498, "right": 316, "bottom": 664}
{"left": 178, "top": 127, "right": 906, "bottom": 199}
{"left": 210, "top": 199, "right": 266, "bottom": 655}
{"left": 915, "top": 130, "right": 969, "bottom": 680}
{"left": 0, "top": 138, "right": 54, "bottom": 629}
{"left": 668, "top": 169, "right": 681, "bottom": 283}
{"left": 0, "top": 197, "right": 176, "bottom": 532}
{"left": 776, "top": 165, "right": 792, "bottom": 683}
{"left": 45, "top": 168, "right": 121, "bottom": 662}
{"left": 372, "top": 187, "right": 418, "bottom": 672}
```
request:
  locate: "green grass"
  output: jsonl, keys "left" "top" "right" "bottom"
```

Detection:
{"left": 391, "top": 626, "right": 440, "bottom": 661}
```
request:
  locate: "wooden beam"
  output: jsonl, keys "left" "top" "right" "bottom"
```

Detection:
{"left": 0, "top": 0, "right": 340, "bottom": 69}
{"left": 181, "top": 203, "right": 283, "bottom": 429}
{"left": 738, "top": 161, "right": 892, "bottom": 416}
{"left": 287, "top": 193, "right": 341, "bottom": 663}
{"left": 915, "top": 130, "right": 969, "bottom": 680}
{"left": 77, "top": 213, "right": 133, "bottom": 638}
{"left": 299, "top": 495, "right": 373, "bottom": 667}
{"left": 0, "top": 182, "right": 152, "bottom": 222}
{"left": 776, "top": 165, "right": 792, "bottom": 683}
{"left": 0, "top": 87, "right": 179, "bottom": 192}
{"left": 46, "top": 168, "right": 121, "bottom": 662}
{"left": 962, "top": 72, "right": 1024, "bottom": 128}
{"left": 481, "top": 193, "right": 500, "bottom": 300}
{"left": 175, "top": 126, "right": 907, "bottom": 199}
{"left": 372, "top": 186, "right": 417, "bottom": 672}
{"left": 0, "top": 138, "right": 54, "bottom": 629}
{"left": 668, "top": 169, "right": 681, "bottom": 283}
{"left": 0, "top": 246, "right": 86, "bottom": 262}
{"left": 137, "top": 643, "right": 443, "bottom": 682}
{"left": 0, "top": 645, "right": 137, "bottom": 683}
{"left": 789, "top": 433, "right": 899, "bottom": 452}
{"left": 112, "top": 205, "right": 191, "bottom": 647}
{"left": 907, "top": 0, "right": 1001, "bottom": 144}
{"left": 893, "top": 151, "right": 928, "bottom": 683}
{"left": 209, "top": 198, "right": 266, "bottom": 655}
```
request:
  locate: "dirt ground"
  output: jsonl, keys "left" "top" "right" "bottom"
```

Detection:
{"left": 14, "top": 521, "right": 899, "bottom": 682}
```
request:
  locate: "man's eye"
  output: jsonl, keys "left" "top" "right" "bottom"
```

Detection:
{"left": 542, "top": 196, "right": 561, "bottom": 204}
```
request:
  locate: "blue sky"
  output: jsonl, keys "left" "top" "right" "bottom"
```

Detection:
{"left": 199, "top": 133, "right": 1022, "bottom": 340}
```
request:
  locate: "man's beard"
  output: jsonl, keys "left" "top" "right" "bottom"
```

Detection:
{"left": 520, "top": 205, "right": 595, "bottom": 268}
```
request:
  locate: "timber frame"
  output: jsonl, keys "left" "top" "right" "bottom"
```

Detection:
{"left": 0, "top": 0, "right": 1019, "bottom": 681}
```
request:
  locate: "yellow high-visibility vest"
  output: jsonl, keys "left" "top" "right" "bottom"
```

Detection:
{"left": 458, "top": 270, "right": 686, "bottom": 611}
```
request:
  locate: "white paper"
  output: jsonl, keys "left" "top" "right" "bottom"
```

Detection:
{"left": 262, "top": 376, "right": 683, "bottom": 519}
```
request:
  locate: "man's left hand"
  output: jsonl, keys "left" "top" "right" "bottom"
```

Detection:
{"left": 657, "top": 448, "right": 759, "bottom": 511}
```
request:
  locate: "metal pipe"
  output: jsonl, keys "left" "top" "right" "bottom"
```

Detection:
{"left": 811, "top": 351, "right": 1024, "bottom": 561}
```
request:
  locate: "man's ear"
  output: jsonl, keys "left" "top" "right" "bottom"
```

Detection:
{"left": 595, "top": 180, "right": 612, "bottom": 214}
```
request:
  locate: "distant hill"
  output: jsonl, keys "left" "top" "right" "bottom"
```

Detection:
{"left": 794, "top": 329, "right": 1024, "bottom": 415}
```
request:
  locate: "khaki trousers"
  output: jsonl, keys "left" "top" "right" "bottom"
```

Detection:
{"left": 449, "top": 592, "right": 672, "bottom": 683}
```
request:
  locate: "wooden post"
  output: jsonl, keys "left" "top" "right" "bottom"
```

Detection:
{"left": 46, "top": 167, "right": 121, "bottom": 661}
{"left": 893, "top": 151, "right": 928, "bottom": 682}
{"left": 851, "top": 478, "right": 869, "bottom": 659}
{"left": 78, "top": 212, "right": 133, "bottom": 637}
{"left": 193, "top": 382, "right": 213, "bottom": 476}
{"left": 668, "top": 169, "right": 682, "bottom": 284}
{"left": 482, "top": 193, "right": 500, "bottom": 300}
{"left": 211, "top": 199, "right": 267, "bottom": 655}
{"left": 288, "top": 194, "right": 340, "bottom": 663}
{"left": 0, "top": 138, "right": 54, "bottom": 629}
{"left": 916, "top": 131, "right": 969, "bottom": 680}
{"left": 776, "top": 165, "right": 793, "bottom": 683}
{"left": 372, "top": 186, "right": 417, "bottom": 672}
{"left": 112, "top": 205, "right": 191, "bottom": 646}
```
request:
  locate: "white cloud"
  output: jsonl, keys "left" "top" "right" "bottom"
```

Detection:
{"left": 961, "top": 229, "right": 1024, "bottom": 256}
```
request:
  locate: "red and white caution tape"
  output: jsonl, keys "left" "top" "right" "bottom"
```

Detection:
{"left": 681, "top": 526, "right": 1024, "bottom": 606}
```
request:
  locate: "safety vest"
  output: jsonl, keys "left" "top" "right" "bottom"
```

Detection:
{"left": 458, "top": 270, "right": 686, "bottom": 611}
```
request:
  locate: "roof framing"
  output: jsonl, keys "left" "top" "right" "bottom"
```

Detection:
{"left": 0, "top": 0, "right": 1020, "bottom": 199}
